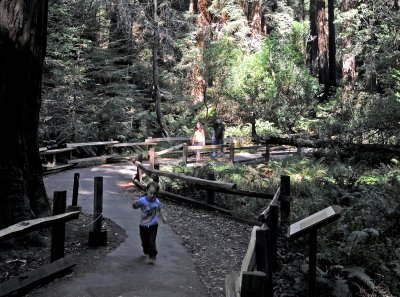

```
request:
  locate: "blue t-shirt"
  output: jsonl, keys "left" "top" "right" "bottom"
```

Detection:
{"left": 133, "top": 196, "right": 162, "bottom": 226}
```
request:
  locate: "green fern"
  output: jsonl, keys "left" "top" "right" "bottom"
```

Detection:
{"left": 344, "top": 266, "right": 375, "bottom": 290}
{"left": 331, "top": 275, "right": 351, "bottom": 297}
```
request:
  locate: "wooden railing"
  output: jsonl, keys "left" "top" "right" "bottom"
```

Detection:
{"left": 225, "top": 176, "right": 291, "bottom": 297}
{"left": 0, "top": 191, "right": 80, "bottom": 297}
{"left": 39, "top": 135, "right": 308, "bottom": 174}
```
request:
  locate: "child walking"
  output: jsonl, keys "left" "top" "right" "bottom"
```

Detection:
{"left": 132, "top": 182, "right": 166, "bottom": 264}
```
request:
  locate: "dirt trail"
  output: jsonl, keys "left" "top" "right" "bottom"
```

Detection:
{"left": 29, "top": 162, "right": 207, "bottom": 297}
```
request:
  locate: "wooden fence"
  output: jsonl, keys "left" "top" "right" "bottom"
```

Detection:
{"left": 39, "top": 135, "right": 306, "bottom": 174}
{"left": 225, "top": 176, "right": 291, "bottom": 297}
{"left": 0, "top": 191, "right": 80, "bottom": 297}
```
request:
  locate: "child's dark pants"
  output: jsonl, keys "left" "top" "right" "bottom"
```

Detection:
{"left": 139, "top": 224, "right": 158, "bottom": 258}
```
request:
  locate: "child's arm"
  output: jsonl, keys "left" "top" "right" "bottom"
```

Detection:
{"left": 158, "top": 208, "right": 167, "bottom": 223}
{"left": 132, "top": 198, "right": 142, "bottom": 209}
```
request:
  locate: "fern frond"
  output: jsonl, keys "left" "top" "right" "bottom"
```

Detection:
{"left": 344, "top": 266, "right": 375, "bottom": 290}
{"left": 331, "top": 275, "right": 351, "bottom": 297}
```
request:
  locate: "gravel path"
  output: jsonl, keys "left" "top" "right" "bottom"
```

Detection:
{"left": 163, "top": 201, "right": 252, "bottom": 297}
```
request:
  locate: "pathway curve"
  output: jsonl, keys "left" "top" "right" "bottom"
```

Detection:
{"left": 31, "top": 162, "right": 208, "bottom": 297}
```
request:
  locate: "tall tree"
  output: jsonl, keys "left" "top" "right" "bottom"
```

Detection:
{"left": 317, "top": 0, "right": 329, "bottom": 93}
{"left": 0, "top": 0, "right": 50, "bottom": 228}
{"left": 341, "top": 0, "right": 355, "bottom": 103}
{"left": 191, "top": 0, "right": 212, "bottom": 103}
{"left": 307, "top": 0, "right": 318, "bottom": 76}
{"left": 328, "top": 0, "right": 336, "bottom": 89}
{"left": 152, "top": 0, "right": 167, "bottom": 135}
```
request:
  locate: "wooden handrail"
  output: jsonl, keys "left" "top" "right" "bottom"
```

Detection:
{"left": 258, "top": 187, "right": 280, "bottom": 221}
{"left": 40, "top": 147, "right": 75, "bottom": 155}
{"left": 0, "top": 211, "right": 80, "bottom": 241}
{"left": 107, "top": 142, "right": 157, "bottom": 147}
{"left": 66, "top": 141, "right": 118, "bottom": 148}
{"left": 135, "top": 161, "right": 237, "bottom": 190}
{"left": 155, "top": 143, "right": 185, "bottom": 156}
{"left": 145, "top": 137, "right": 190, "bottom": 143}
{"left": 187, "top": 144, "right": 229, "bottom": 151}
{"left": 241, "top": 226, "right": 260, "bottom": 272}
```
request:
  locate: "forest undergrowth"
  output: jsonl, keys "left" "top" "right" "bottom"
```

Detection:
{"left": 150, "top": 153, "right": 400, "bottom": 296}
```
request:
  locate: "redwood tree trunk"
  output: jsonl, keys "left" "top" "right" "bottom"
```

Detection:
{"left": 317, "top": 0, "right": 329, "bottom": 95}
{"left": 328, "top": 0, "right": 336, "bottom": 89}
{"left": 0, "top": 0, "right": 50, "bottom": 228}
{"left": 191, "top": 0, "right": 211, "bottom": 103}
{"left": 341, "top": 0, "right": 355, "bottom": 103}
{"left": 307, "top": 0, "right": 318, "bottom": 76}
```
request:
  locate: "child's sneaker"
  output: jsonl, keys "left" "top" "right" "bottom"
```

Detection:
{"left": 148, "top": 257, "right": 156, "bottom": 264}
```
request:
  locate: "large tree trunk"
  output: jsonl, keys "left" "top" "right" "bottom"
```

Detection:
{"left": 250, "top": 0, "right": 264, "bottom": 34}
{"left": 307, "top": 0, "right": 318, "bottom": 76}
{"left": 191, "top": 0, "right": 211, "bottom": 103}
{"left": 328, "top": 0, "right": 336, "bottom": 89}
{"left": 341, "top": 0, "right": 355, "bottom": 104}
{"left": 317, "top": 0, "right": 329, "bottom": 93}
{"left": 0, "top": 0, "right": 50, "bottom": 228}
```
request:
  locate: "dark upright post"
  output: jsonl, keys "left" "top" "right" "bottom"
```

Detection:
{"left": 255, "top": 228, "right": 273, "bottom": 297}
{"left": 68, "top": 173, "right": 81, "bottom": 211}
{"left": 182, "top": 143, "right": 188, "bottom": 166}
{"left": 229, "top": 142, "right": 235, "bottom": 163}
{"left": 51, "top": 191, "right": 67, "bottom": 262}
{"left": 88, "top": 177, "right": 107, "bottom": 246}
{"left": 280, "top": 175, "right": 291, "bottom": 226}
{"left": 265, "top": 145, "right": 270, "bottom": 162}
{"left": 268, "top": 204, "right": 279, "bottom": 271}
{"left": 153, "top": 164, "right": 160, "bottom": 182}
{"left": 241, "top": 271, "right": 267, "bottom": 297}
{"left": 308, "top": 230, "right": 317, "bottom": 297}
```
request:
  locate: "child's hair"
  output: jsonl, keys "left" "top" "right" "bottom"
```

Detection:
{"left": 146, "top": 182, "right": 160, "bottom": 193}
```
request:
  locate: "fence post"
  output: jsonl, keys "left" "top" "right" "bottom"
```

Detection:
{"left": 206, "top": 173, "right": 215, "bottom": 204}
{"left": 88, "top": 177, "right": 107, "bottom": 247}
{"left": 149, "top": 145, "right": 155, "bottom": 170}
{"left": 279, "top": 175, "right": 291, "bottom": 227}
{"left": 107, "top": 138, "right": 114, "bottom": 155}
{"left": 308, "top": 230, "right": 318, "bottom": 297}
{"left": 264, "top": 145, "right": 270, "bottom": 162}
{"left": 51, "top": 191, "right": 67, "bottom": 262}
{"left": 68, "top": 173, "right": 81, "bottom": 212}
{"left": 297, "top": 146, "right": 302, "bottom": 156}
{"left": 153, "top": 164, "right": 160, "bottom": 182}
{"left": 182, "top": 143, "right": 188, "bottom": 166}
{"left": 230, "top": 142, "right": 235, "bottom": 163}
{"left": 241, "top": 271, "right": 266, "bottom": 297}
{"left": 255, "top": 228, "right": 273, "bottom": 297}
{"left": 268, "top": 205, "right": 279, "bottom": 271}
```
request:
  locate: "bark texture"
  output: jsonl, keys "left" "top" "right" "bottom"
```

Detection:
{"left": 341, "top": 0, "right": 355, "bottom": 103}
{"left": 317, "top": 0, "right": 329, "bottom": 88}
{"left": 0, "top": 0, "right": 50, "bottom": 228}
{"left": 307, "top": 0, "right": 318, "bottom": 76}
{"left": 328, "top": 0, "right": 336, "bottom": 88}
